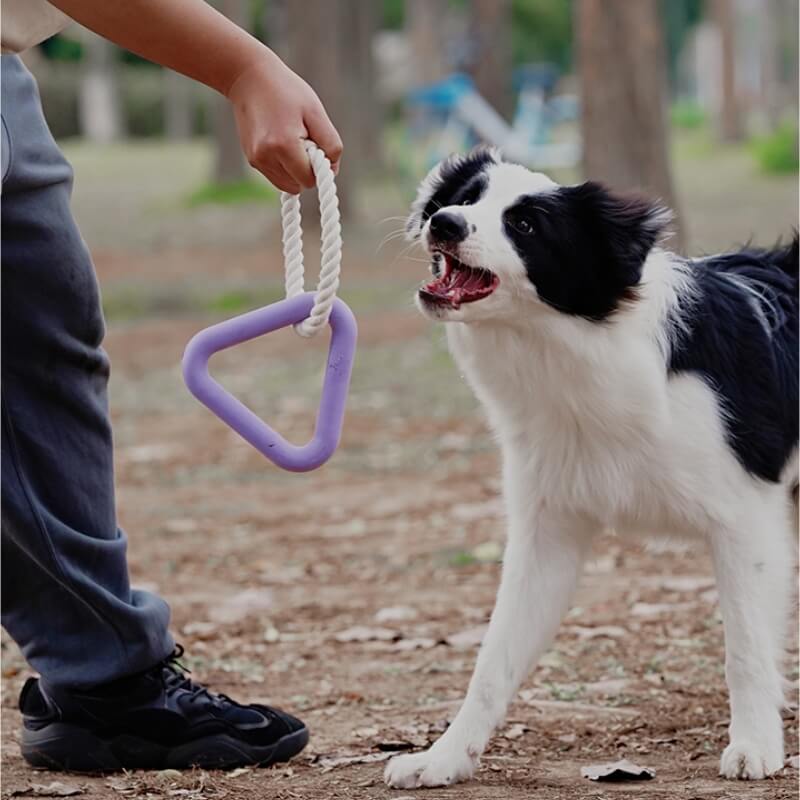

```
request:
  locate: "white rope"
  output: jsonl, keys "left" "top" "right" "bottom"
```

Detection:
{"left": 280, "top": 140, "right": 342, "bottom": 337}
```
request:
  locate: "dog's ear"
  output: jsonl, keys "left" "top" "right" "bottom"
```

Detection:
{"left": 406, "top": 146, "right": 500, "bottom": 240}
{"left": 562, "top": 181, "right": 673, "bottom": 284}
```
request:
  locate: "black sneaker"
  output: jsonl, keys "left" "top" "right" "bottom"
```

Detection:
{"left": 19, "top": 645, "right": 308, "bottom": 772}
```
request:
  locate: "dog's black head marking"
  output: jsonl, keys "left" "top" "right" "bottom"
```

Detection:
{"left": 407, "top": 147, "right": 498, "bottom": 238}
{"left": 503, "top": 181, "right": 672, "bottom": 320}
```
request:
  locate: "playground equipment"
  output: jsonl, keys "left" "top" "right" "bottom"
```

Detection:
{"left": 182, "top": 141, "right": 357, "bottom": 472}
{"left": 406, "top": 66, "right": 580, "bottom": 171}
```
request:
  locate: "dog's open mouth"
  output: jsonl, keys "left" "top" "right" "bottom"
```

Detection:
{"left": 419, "top": 252, "right": 499, "bottom": 309}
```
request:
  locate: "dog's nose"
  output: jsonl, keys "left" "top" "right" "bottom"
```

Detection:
{"left": 429, "top": 211, "right": 468, "bottom": 243}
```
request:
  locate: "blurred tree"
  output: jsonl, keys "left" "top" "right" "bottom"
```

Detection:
{"left": 470, "top": 0, "right": 513, "bottom": 119}
{"left": 286, "top": 0, "right": 378, "bottom": 220}
{"left": 164, "top": 71, "right": 193, "bottom": 141}
{"left": 662, "top": 0, "right": 704, "bottom": 86}
{"left": 576, "top": 0, "right": 684, "bottom": 249}
{"left": 511, "top": 0, "right": 573, "bottom": 70}
{"left": 710, "top": 0, "right": 742, "bottom": 142}
{"left": 760, "top": 0, "right": 798, "bottom": 131}
{"left": 382, "top": 0, "right": 405, "bottom": 29}
{"left": 213, "top": 0, "right": 248, "bottom": 183}
{"left": 407, "top": 0, "right": 448, "bottom": 85}
{"left": 341, "top": 0, "right": 382, "bottom": 168}
{"left": 79, "top": 32, "right": 124, "bottom": 143}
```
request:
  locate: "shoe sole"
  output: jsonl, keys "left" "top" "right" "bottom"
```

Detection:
{"left": 21, "top": 722, "right": 309, "bottom": 772}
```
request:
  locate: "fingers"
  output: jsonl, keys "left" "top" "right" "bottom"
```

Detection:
{"left": 246, "top": 139, "right": 305, "bottom": 194}
{"left": 263, "top": 165, "right": 302, "bottom": 195}
{"left": 305, "top": 105, "right": 344, "bottom": 174}
{"left": 279, "top": 138, "right": 317, "bottom": 190}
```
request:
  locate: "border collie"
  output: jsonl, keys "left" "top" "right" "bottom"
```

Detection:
{"left": 384, "top": 148, "right": 798, "bottom": 789}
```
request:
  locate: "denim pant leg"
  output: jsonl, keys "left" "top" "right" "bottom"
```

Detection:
{"left": 1, "top": 55, "right": 174, "bottom": 689}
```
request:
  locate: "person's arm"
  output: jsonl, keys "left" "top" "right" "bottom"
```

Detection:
{"left": 49, "top": 0, "right": 342, "bottom": 193}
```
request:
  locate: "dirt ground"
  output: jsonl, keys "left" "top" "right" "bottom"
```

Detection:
{"left": 2, "top": 138, "right": 799, "bottom": 799}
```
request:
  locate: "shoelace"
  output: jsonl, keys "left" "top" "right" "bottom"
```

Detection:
{"left": 159, "top": 645, "right": 237, "bottom": 707}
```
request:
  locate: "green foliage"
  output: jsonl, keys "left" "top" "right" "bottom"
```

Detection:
{"left": 663, "top": 0, "right": 706, "bottom": 83}
{"left": 670, "top": 101, "right": 707, "bottom": 130}
{"left": 546, "top": 682, "right": 582, "bottom": 702}
{"left": 382, "top": 0, "right": 405, "bottom": 29}
{"left": 449, "top": 550, "right": 478, "bottom": 567}
{"left": 39, "top": 35, "right": 83, "bottom": 61}
{"left": 185, "top": 180, "right": 278, "bottom": 208}
{"left": 751, "top": 123, "right": 799, "bottom": 175}
{"left": 511, "top": 0, "right": 573, "bottom": 70}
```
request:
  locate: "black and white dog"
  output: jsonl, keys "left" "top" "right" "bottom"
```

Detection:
{"left": 385, "top": 148, "right": 798, "bottom": 788}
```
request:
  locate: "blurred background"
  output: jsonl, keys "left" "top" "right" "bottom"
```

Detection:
{"left": 22, "top": 0, "right": 799, "bottom": 252}
{"left": 3, "top": 4, "right": 799, "bottom": 797}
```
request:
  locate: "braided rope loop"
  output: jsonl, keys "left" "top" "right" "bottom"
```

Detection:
{"left": 279, "top": 141, "right": 342, "bottom": 337}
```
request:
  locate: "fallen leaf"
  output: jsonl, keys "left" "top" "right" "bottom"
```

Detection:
{"left": 658, "top": 576, "right": 715, "bottom": 593}
{"left": 351, "top": 726, "right": 379, "bottom": 739}
{"left": 471, "top": 540, "right": 503, "bottom": 562}
{"left": 334, "top": 626, "right": 398, "bottom": 643}
{"left": 392, "top": 637, "right": 437, "bottom": 651}
{"left": 445, "top": 625, "right": 487, "bottom": 648}
{"left": 154, "top": 769, "right": 183, "bottom": 783}
{"left": 209, "top": 589, "right": 273, "bottom": 623}
{"left": 582, "top": 679, "right": 630, "bottom": 695}
{"left": 317, "top": 751, "right": 394, "bottom": 771}
{"left": 631, "top": 601, "right": 695, "bottom": 618}
{"left": 581, "top": 759, "right": 655, "bottom": 781}
{"left": 569, "top": 625, "right": 627, "bottom": 640}
{"left": 263, "top": 625, "right": 280, "bottom": 643}
{"left": 788, "top": 754, "right": 800, "bottom": 769}
{"left": 503, "top": 723, "right": 528, "bottom": 740}
{"left": 224, "top": 768, "right": 251, "bottom": 779}
{"left": 374, "top": 605, "right": 418, "bottom": 623}
{"left": 451, "top": 500, "right": 503, "bottom": 522}
{"left": 325, "top": 519, "right": 368, "bottom": 537}
{"left": 523, "top": 699, "right": 639, "bottom": 717}
{"left": 181, "top": 621, "right": 217, "bottom": 639}
{"left": 11, "top": 783, "right": 85, "bottom": 797}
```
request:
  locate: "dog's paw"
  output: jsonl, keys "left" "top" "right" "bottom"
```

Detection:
{"left": 720, "top": 740, "right": 784, "bottom": 780}
{"left": 384, "top": 745, "right": 477, "bottom": 789}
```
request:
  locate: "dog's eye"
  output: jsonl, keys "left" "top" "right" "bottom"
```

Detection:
{"left": 457, "top": 184, "right": 482, "bottom": 206}
{"left": 510, "top": 218, "right": 534, "bottom": 235}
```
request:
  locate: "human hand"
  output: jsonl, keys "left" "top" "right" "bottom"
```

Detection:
{"left": 226, "top": 52, "right": 343, "bottom": 194}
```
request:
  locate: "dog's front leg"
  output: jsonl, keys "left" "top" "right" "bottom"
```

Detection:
{"left": 385, "top": 508, "right": 592, "bottom": 789}
{"left": 711, "top": 501, "right": 793, "bottom": 780}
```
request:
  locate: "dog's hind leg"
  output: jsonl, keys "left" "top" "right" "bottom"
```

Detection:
{"left": 384, "top": 508, "right": 593, "bottom": 789}
{"left": 711, "top": 492, "right": 794, "bottom": 780}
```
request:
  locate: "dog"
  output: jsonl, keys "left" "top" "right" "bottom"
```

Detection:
{"left": 384, "top": 147, "right": 798, "bottom": 789}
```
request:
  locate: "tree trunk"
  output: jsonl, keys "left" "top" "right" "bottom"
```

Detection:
{"left": 711, "top": 0, "right": 742, "bottom": 142}
{"left": 470, "top": 0, "right": 513, "bottom": 120}
{"left": 286, "top": 0, "right": 353, "bottom": 220}
{"left": 407, "top": 0, "right": 448, "bottom": 86}
{"left": 575, "top": 0, "right": 684, "bottom": 250}
{"left": 79, "top": 33, "right": 123, "bottom": 143}
{"left": 164, "top": 70, "right": 193, "bottom": 140}
{"left": 338, "top": 0, "right": 382, "bottom": 172}
{"left": 212, "top": 0, "right": 247, "bottom": 184}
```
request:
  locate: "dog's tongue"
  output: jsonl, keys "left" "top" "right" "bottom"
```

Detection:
{"left": 423, "top": 263, "right": 498, "bottom": 308}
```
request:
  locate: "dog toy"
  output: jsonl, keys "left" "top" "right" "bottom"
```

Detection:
{"left": 182, "top": 141, "right": 357, "bottom": 472}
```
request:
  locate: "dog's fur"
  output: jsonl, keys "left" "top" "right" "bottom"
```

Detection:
{"left": 385, "top": 148, "right": 798, "bottom": 788}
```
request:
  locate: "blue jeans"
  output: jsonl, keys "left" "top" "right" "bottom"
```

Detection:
{"left": 1, "top": 55, "right": 174, "bottom": 689}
